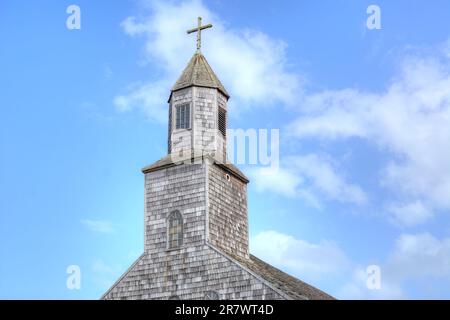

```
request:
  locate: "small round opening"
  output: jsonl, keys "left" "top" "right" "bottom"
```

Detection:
{"left": 225, "top": 173, "right": 231, "bottom": 181}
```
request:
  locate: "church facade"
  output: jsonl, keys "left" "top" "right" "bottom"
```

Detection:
{"left": 102, "top": 19, "right": 333, "bottom": 300}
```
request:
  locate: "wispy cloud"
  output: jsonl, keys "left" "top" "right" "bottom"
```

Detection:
{"left": 286, "top": 44, "right": 450, "bottom": 227}
{"left": 387, "top": 201, "right": 433, "bottom": 227}
{"left": 251, "top": 230, "right": 350, "bottom": 281}
{"left": 338, "top": 267, "right": 404, "bottom": 300}
{"left": 253, "top": 230, "right": 450, "bottom": 299}
{"left": 387, "top": 233, "right": 450, "bottom": 280}
{"left": 81, "top": 219, "right": 115, "bottom": 234}
{"left": 112, "top": 1, "right": 450, "bottom": 299}
{"left": 339, "top": 232, "right": 450, "bottom": 299}
{"left": 249, "top": 154, "right": 367, "bottom": 208}
{"left": 117, "top": 1, "right": 450, "bottom": 229}
{"left": 114, "top": 0, "right": 303, "bottom": 122}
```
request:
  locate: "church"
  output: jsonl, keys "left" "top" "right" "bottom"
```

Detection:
{"left": 102, "top": 18, "right": 333, "bottom": 300}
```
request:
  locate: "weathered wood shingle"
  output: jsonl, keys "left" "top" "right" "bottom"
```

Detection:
{"left": 103, "top": 50, "right": 334, "bottom": 300}
{"left": 103, "top": 157, "right": 334, "bottom": 300}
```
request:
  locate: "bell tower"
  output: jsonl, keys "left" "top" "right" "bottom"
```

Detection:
{"left": 167, "top": 17, "right": 228, "bottom": 164}
{"left": 103, "top": 16, "right": 334, "bottom": 301}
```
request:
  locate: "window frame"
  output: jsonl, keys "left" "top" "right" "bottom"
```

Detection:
{"left": 218, "top": 107, "right": 226, "bottom": 137}
{"left": 174, "top": 103, "right": 191, "bottom": 131}
{"left": 167, "top": 210, "right": 184, "bottom": 250}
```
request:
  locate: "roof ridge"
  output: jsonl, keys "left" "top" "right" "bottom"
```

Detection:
{"left": 206, "top": 243, "right": 335, "bottom": 300}
{"left": 205, "top": 243, "right": 294, "bottom": 300}
{"left": 171, "top": 52, "right": 229, "bottom": 98}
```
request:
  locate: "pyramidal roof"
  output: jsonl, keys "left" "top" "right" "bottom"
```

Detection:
{"left": 171, "top": 52, "right": 229, "bottom": 98}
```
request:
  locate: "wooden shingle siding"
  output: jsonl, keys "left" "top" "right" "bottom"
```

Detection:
{"left": 102, "top": 243, "right": 285, "bottom": 300}
{"left": 208, "top": 163, "right": 249, "bottom": 259}
{"left": 103, "top": 51, "right": 334, "bottom": 300}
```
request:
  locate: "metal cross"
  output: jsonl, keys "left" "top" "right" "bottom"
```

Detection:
{"left": 187, "top": 17, "right": 212, "bottom": 51}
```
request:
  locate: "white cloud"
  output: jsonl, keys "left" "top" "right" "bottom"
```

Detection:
{"left": 338, "top": 267, "right": 404, "bottom": 300}
{"left": 287, "top": 47, "right": 450, "bottom": 226}
{"left": 386, "top": 233, "right": 450, "bottom": 280}
{"left": 115, "top": 0, "right": 302, "bottom": 122}
{"left": 251, "top": 230, "right": 405, "bottom": 299}
{"left": 81, "top": 219, "right": 115, "bottom": 234}
{"left": 289, "top": 155, "right": 367, "bottom": 205}
{"left": 117, "top": 1, "right": 450, "bottom": 229}
{"left": 249, "top": 154, "right": 367, "bottom": 207}
{"left": 387, "top": 201, "right": 433, "bottom": 227}
{"left": 113, "top": 80, "right": 168, "bottom": 123}
{"left": 249, "top": 166, "right": 303, "bottom": 198}
{"left": 252, "top": 229, "right": 450, "bottom": 299}
{"left": 339, "top": 232, "right": 450, "bottom": 299}
{"left": 251, "top": 230, "right": 350, "bottom": 282}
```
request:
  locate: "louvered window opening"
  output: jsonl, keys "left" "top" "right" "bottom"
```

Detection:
{"left": 218, "top": 107, "right": 226, "bottom": 137}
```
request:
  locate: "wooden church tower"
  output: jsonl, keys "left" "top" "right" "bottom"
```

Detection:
{"left": 102, "top": 18, "right": 333, "bottom": 300}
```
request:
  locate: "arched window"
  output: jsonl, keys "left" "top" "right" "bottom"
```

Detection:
{"left": 204, "top": 290, "right": 220, "bottom": 300}
{"left": 167, "top": 210, "right": 183, "bottom": 249}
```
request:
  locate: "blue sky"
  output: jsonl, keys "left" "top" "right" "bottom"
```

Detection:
{"left": 1, "top": 0, "right": 450, "bottom": 299}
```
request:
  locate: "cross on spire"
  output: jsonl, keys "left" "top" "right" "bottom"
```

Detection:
{"left": 186, "top": 17, "right": 212, "bottom": 51}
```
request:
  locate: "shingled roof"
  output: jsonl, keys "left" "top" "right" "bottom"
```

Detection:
{"left": 141, "top": 155, "right": 249, "bottom": 183}
{"left": 205, "top": 244, "right": 334, "bottom": 300}
{"left": 170, "top": 52, "right": 229, "bottom": 99}
{"left": 102, "top": 244, "right": 335, "bottom": 300}
{"left": 139, "top": 156, "right": 334, "bottom": 300}
{"left": 240, "top": 254, "right": 335, "bottom": 300}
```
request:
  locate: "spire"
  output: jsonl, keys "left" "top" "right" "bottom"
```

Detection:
{"left": 169, "top": 17, "right": 229, "bottom": 100}
{"left": 186, "top": 17, "right": 212, "bottom": 52}
{"left": 171, "top": 51, "right": 229, "bottom": 99}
